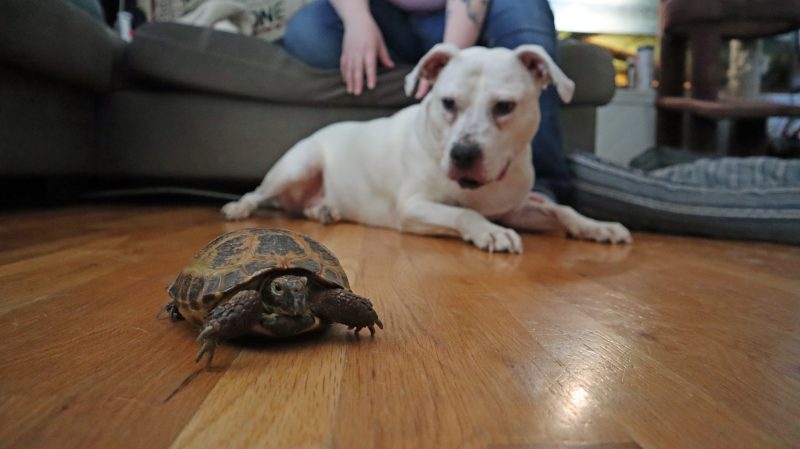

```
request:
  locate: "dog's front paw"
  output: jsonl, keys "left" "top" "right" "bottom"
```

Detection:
{"left": 465, "top": 223, "right": 523, "bottom": 253}
{"left": 221, "top": 200, "right": 254, "bottom": 221}
{"left": 568, "top": 221, "right": 632, "bottom": 244}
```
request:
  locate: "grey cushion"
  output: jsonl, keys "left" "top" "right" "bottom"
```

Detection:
{"left": 0, "top": 0, "right": 123, "bottom": 91}
{"left": 570, "top": 153, "right": 800, "bottom": 244}
{"left": 0, "top": 65, "right": 97, "bottom": 176}
{"left": 126, "top": 23, "right": 615, "bottom": 107}
{"left": 97, "top": 90, "right": 399, "bottom": 179}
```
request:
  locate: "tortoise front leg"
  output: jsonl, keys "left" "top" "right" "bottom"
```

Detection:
{"left": 196, "top": 290, "right": 262, "bottom": 367}
{"left": 311, "top": 289, "right": 384, "bottom": 336}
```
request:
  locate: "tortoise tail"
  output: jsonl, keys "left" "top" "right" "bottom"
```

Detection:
{"left": 157, "top": 300, "right": 185, "bottom": 322}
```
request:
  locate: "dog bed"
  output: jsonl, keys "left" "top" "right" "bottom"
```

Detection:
{"left": 569, "top": 150, "right": 800, "bottom": 244}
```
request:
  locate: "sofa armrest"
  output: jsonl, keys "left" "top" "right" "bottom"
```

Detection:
{"left": 558, "top": 40, "right": 616, "bottom": 106}
{"left": 0, "top": 0, "right": 124, "bottom": 91}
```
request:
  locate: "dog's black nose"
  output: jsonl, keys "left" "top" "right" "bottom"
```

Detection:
{"left": 450, "top": 142, "right": 482, "bottom": 169}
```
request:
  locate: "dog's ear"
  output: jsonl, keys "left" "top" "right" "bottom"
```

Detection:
{"left": 514, "top": 45, "right": 575, "bottom": 104}
{"left": 404, "top": 43, "right": 459, "bottom": 97}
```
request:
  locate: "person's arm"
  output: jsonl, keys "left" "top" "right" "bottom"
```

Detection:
{"left": 414, "top": 0, "right": 488, "bottom": 98}
{"left": 443, "top": 0, "right": 488, "bottom": 48}
{"left": 330, "top": 0, "right": 394, "bottom": 95}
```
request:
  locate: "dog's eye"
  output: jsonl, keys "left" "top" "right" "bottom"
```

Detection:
{"left": 492, "top": 101, "right": 516, "bottom": 117}
{"left": 441, "top": 97, "right": 456, "bottom": 112}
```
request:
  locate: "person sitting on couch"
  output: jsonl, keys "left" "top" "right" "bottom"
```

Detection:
{"left": 281, "top": 0, "right": 574, "bottom": 203}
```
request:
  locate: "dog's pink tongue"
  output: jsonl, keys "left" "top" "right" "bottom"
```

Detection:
{"left": 496, "top": 161, "right": 511, "bottom": 181}
{"left": 458, "top": 178, "right": 482, "bottom": 189}
{"left": 449, "top": 165, "right": 489, "bottom": 189}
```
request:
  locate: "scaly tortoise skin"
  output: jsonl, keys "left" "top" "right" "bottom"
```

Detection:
{"left": 161, "top": 228, "right": 383, "bottom": 365}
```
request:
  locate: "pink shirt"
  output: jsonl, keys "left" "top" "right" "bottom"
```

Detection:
{"left": 387, "top": 0, "right": 446, "bottom": 12}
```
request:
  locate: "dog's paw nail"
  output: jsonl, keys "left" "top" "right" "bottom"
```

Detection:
{"left": 470, "top": 225, "right": 521, "bottom": 253}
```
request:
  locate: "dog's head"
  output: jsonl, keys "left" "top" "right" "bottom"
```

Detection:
{"left": 405, "top": 44, "right": 574, "bottom": 190}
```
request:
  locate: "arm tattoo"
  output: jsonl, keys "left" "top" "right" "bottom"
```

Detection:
{"left": 464, "top": 0, "right": 489, "bottom": 28}
{"left": 448, "top": 0, "right": 490, "bottom": 29}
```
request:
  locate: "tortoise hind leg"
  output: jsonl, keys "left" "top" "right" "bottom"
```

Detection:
{"left": 311, "top": 289, "right": 384, "bottom": 336}
{"left": 195, "top": 290, "right": 262, "bottom": 367}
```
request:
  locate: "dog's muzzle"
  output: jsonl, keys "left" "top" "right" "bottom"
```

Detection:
{"left": 449, "top": 142, "right": 486, "bottom": 189}
{"left": 450, "top": 142, "right": 482, "bottom": 170}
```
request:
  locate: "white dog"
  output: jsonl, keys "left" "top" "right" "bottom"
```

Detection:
{"left": 222, "top": 44, "right": 631, "bottom": 252}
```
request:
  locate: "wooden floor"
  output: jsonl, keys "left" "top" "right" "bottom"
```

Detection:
{"left": 1, "top": 205, "right": 799, "bottom": 449}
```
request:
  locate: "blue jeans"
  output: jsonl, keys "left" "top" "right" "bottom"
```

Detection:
{"left": 283, "top": 0, "right": 571, "bottom": 202}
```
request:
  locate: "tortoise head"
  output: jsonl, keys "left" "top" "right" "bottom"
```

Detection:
{"left": 264, "top": 275, "right": 309, "bottom": 316}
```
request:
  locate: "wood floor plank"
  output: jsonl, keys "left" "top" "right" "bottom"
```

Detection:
{"left": 0, "top": 236, "right": 133, "bottom": 315}
{"left": 632, "top": 234, "right": 800, "bottom": 290}
{"left": 565, "top": 238, "right": 800, "bottom": 389}
{"left": 495, "top": 239, "right": 798, "bottom": 448}
{"left": 168, "top": 335, "right": 349, "bottom": 449}
{"left": 0, "top": 223, "right": 238, "bottom": 449}
{"left": 498, "top": 280, "right": 789, "bottom": 449}
{"left": 1, "top": 206, "right": 798, "bottom": 449}
{"left": 331, "top": 228, "right": 633, "bottom": 449}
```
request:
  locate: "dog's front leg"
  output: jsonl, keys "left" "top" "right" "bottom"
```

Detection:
{"left": 497, "top": 193, "right": 632, "bottom": 244}
{"left": 400, "top": 196, "right": 523, "bottom": 253}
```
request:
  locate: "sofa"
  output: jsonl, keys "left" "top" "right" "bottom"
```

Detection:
{"left": 0, "top": 0, "right": 616, "bottom": 197}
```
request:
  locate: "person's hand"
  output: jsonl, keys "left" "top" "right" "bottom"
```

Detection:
{"left": 340, "top": 14, "right": 394, "bottom": 95}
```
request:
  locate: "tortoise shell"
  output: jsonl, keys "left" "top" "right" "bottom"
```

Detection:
{"left": 168, "top": 228, "right": 350, "bottom": 324}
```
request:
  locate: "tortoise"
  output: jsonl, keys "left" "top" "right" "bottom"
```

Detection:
{"left": 160, "top": 227, "right": 383, "bottom": 365}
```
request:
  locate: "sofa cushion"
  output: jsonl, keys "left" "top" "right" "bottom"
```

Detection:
{"left": 125, "top": 23, "right": 614, "bottom": 107}
{"left": 126, "top": 22, "right": 414, "bottom": 108}
{"left": 0, "top": 0, "right": 124, "bottom": 91}
{"left": 570, "top": 152, "right": 800, "bottom": 244}
{"left": 97, "top": 90, "right": 400, "bottom": 179}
